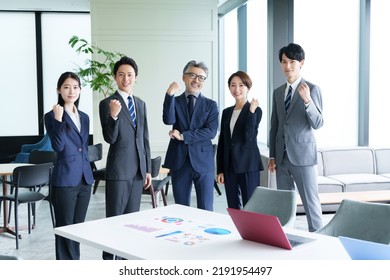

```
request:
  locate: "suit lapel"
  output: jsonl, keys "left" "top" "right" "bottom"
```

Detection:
{"left": 224, "top": 106, "right": 234, "bottom": 140}
{"left": 231, "top": 102, "right": 249, "bottom": 140}
{"left": 64, "top": 111, "right": 80, "bottom": 135}
{"left": 288, "top": 85, "right": 300, "bottom": 114}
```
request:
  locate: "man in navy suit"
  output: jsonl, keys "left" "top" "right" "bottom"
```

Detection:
{"left": 163, "top": 60, "right": 219, "bottom": 211}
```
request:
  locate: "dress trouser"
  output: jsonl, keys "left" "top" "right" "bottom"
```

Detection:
{"left": 171, "top": 156, "right": 214, "bottom": 211}
{"left": 276, "top": 152, "right": 323, "bottom": 232}
{"left": 52, "top": 184, "right": 91, "bottom": 260}
{"left": 224, "top": 168, "right": 260, "bottom": 209}
{"left": 102, "top": 175, "right": 143, "bottom": 260}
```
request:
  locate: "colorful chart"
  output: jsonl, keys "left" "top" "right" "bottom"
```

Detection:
{"left": 204, "top": 228, "right": 231, "bottom": 235}
{"left": 161, "top": 217, "right": 184, "bottom": 224}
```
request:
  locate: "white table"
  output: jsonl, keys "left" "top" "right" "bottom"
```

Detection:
{"left": 54, "top": 204, "right": 349, "bottom": 260}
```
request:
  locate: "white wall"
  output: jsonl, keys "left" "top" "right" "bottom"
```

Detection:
{"left": 90, "top": 0, "right": 219, "bottom": 161}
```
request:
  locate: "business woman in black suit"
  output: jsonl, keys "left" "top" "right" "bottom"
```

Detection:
{"left": 99, "top": 56, "right": 151, "bottom": 260}
{"left": 45, "top": 72, "right": 94, "bottom": 260}
{"left": 216, "top": 71, "right": 264, "bottom": 209}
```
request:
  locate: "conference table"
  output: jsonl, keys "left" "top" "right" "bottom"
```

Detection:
{"left": 54, "top": 204, "right": 350, "bottom": 260}
{"left": 0, "top": 163, "right": 31, "bottom": 237}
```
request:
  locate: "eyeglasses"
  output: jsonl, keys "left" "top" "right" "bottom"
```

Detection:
{"left": 184, "top": 72, "right": 207, "bottom": 82}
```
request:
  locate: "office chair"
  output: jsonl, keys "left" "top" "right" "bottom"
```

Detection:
{"left": 0, "top": 255, "right": 22, "bottom": 260}
{"left": 142, "top": 156, "right": 170, "bottom": 208}
{"left": 13, "top": 134, "right": 53, "bottom": 163}
{"left": 0, "top": 163, "right": 53, "bottom": 249}
{"left": 7, "top": 151, "right": 57, "bottom": 228}
{"left": 316, "top": 199, "right": 390, "bottom": 244}
{"left": 243, "top": 186, "right": 297, "bottom": 227}
{"left": 28, "top": 150, "right": 57, "bottom": 227}
{"left": 88, "top": 143, "right": 106, "bottom": 194}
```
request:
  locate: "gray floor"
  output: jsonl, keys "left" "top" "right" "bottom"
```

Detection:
{"left": 1, "top": 184, "right": 333, "bottom": 260}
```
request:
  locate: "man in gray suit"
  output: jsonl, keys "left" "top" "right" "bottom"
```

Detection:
{"left": 268, "top": 43, "right": 323, "bottom": 232}
{"left": 99, "top": 56, "right": 151, "bottom": 259}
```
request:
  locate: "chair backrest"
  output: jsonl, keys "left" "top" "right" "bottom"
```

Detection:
{"left": 0, "top": 255, "right": 22, "bottom": 260}
{"left": 13, "top": 163, "right": 53, "bottom": 189}
{"left": 243, "top": 186, "right": 297, "bottom": 227}
{"left": 29, "top": 150, "right": 57, "bottom": 165}
{"left": 316, "top": 199, "right": 390, "bottom": 244}
{"left": 151, "top": 156, "right": 162, "bottom": 178}
{"left": 88, "top": 143, "right": 103, "bottom": 163}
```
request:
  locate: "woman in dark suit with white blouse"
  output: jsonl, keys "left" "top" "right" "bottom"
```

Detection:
{"left": 216, "top": 71, "right": 263, "bottom": 209}
{"left": 44, "top": 72, "right": 93, "bottom": 260}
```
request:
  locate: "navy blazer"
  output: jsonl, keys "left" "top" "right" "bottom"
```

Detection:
{"left": 217, "top": 102, "right": 264, "bottom": 174}
{"left": 163, "top": 92, "right": 219, "bottom": 173}
{"left": 44, "top": 110, "right": 94, "bottom": 187}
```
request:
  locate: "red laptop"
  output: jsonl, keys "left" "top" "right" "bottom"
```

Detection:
{"left": 227, "top": 208, "right": 315, "bottom": 250}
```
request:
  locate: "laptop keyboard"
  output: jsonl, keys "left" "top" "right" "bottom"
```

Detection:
{"left": 288, "top": 239, "right": 304, "bottom": 247}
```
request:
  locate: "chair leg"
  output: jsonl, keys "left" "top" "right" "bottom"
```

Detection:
{"left": 161, "top": 191, "right": 167, "bottom": 206}
{"left": 164, "top": 181, "right": 170, "bottom": 196}
{"left": 8, "top": 186, "right": 14, "bottom": 223}
{"left": 149, "top": 188, "right": 157, "bottom": 208}
{"left": 14, "top": 202, "right": 19, "bottom": 249}
{"left": 49, "top": 201, "right": 55, "bottom": 227}
{"left": 45, "top": 187, "right": 56, "bottom": 227}
{"left": 27, "top": 203, "right": 32, "bottom": 234}
{"left": 31, "top": 202, "right": 36, "bottom": 229}
{"left": 92, "top": 179, "right": 100, "bottom": 194}
{"left": 214, "top": 180, "right": 222, "bottom": 195}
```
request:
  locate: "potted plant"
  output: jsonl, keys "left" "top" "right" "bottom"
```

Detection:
{"left": 68, "top": 35, "right": 125, "bottom": 97}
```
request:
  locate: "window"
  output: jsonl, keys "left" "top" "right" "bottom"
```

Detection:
{"left": 369, "top": 0, "right": 390, "bottom": 147}
{"left": 0, "top": 12, "right": 38, "bottom": 136}
{"left": 247, "top": 0, "right": 267, "bottom": 144}
{"left": 222, "top": 9, "right": 238, "bottom": 109}
{"left": 294, "top": 0, "right": 360, "bottom": 147}
{"left": 41, "top": 13, "right": 92, "bottom": 133}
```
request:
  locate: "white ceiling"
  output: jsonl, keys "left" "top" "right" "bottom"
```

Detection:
{"left": 0, "top": 0, "right": 90, "bottom": 12}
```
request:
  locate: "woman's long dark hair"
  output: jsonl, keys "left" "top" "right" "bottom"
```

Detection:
{"left": 56, "top": 71, "right": 81, "bottom": 108}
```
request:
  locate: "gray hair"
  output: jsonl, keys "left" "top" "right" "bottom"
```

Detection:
{"left": 183, "top": 60, "right": 209, "bottom": 76}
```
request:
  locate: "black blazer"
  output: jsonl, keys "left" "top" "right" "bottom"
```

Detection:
{"left": 217, "top": 102, "right": 264, "bottom": 174}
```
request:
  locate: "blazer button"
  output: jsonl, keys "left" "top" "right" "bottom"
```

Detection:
{"left": 78, "top": 148, "right": 82, "bottom": 152}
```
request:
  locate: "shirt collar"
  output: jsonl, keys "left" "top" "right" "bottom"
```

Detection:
{"left": 286, "top": 76, "right": 302, "bottom": 93}
{"left": 117, "top": 89, "right": 134, "bottom": 102}
{"left": 185, "top": 92, "right": 200, "bottom": 99}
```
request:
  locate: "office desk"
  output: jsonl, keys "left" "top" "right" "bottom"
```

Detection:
{"left": 0, "top": 163, "right": 31, "bottom": 237}
{"left": 54, "top": 204, "right": 349, "bottom": 260}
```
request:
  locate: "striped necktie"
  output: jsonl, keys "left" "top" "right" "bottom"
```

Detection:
{"left": 127, "top": 96, "right": 136, "bottom": 127}
{"left": 285, "top": 85, "right": 292, "bottom": 111}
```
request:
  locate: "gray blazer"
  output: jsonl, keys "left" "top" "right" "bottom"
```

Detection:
{"left": 99, "top": 91, "right": 151, "bottom": 180}
{"left": 269, "top": 78, "right": 323, "bottom": 166}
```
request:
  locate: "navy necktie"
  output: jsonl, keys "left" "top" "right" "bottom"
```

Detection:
{"left": 128, "top": 96, "right": 136, "bottom": 127}
{"left": 285, "top": 86, "right": 292, "bottom": 111}
{"left": 187, "top": 95, "right": 195, "bottom": 118}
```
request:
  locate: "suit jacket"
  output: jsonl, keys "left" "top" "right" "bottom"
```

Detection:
{"left": 217, "top": 102, "right": 264, "bottom": 174}
{"left": 99, "top": 91, "right": 151, "bottom": 180}
{"left": 163, "top": 92, "right": 219, "bottom": 173}
{"left": 269, "top": 78, "right": 323, "bottom": 166}
{"left": 44, "top": 110, "right": 94, "bottom": 187}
